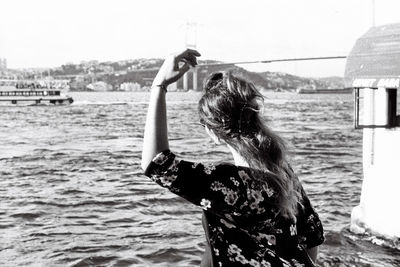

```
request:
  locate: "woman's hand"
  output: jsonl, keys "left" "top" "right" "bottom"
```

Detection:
{"left": 152, "top": 48, "right": 201, "bottom": 88}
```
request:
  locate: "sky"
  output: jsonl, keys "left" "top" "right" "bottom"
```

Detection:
{"left": 1, "top": 0, "right": 400, "bottom": 77}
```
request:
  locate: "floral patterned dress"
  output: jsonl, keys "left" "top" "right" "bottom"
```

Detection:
{"left": 144, "top": 150, "right": 324, "bottom": 267}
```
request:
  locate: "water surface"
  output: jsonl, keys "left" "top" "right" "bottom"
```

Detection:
{"left": 1, "top": 92, "right": 399, "bottom": 266}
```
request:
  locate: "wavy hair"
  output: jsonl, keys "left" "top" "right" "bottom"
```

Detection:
{"left": 198, "top": 71, "right": 302, "bottom": 220}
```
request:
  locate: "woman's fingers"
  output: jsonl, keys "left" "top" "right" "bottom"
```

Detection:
{"left": 176, "top": 49, "right": 201, "bottom": 66}
{"left": 177, "top": 48, "right": 201, "bottom": 57}
{"left": 180, "top": 55, "right": 197, "bottom": 67}
{"left": 187, "top": 54, "right": 198, "bottom": 66}
{"left": 152, "top": 49, "right": 200, "bottom": 87}
{"left": 184, "top": 48, "right": 201, "bottom": 57}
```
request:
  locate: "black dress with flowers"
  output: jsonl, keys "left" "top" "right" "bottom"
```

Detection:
{"left": 144, "top": 150, "right": 324, "bottom": 267}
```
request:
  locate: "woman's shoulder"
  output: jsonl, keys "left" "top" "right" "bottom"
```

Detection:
{"left": 147, "top": 149, "right": 242, "bottom": 176}
{"left": 202, "top": 162, "right": 266, "bottom": 182}
{"left": 147, "top": 149, "right": 276, "bottom": 185}
{"left": 193, "top": 160, "right": 243, "bottom": 177}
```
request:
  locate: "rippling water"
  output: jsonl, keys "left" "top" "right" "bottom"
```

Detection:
{"left": 1, "top": 92, "right": 399, "bottom": 266}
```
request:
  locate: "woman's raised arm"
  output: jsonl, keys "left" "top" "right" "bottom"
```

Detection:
{"left": 141, "top": 49, "right": 200, "bottom": 171}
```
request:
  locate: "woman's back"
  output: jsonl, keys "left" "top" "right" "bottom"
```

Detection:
{"left": 145, "top": 150, "right": 324, "bottom": 266}
{"left": 142, "top": 53, "right": 324, "bottom": 266}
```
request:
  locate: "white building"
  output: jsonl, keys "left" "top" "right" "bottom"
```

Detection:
{"left": 120, "top": 82, "right": 141, "bottom": 91}
{"left": 345, "top": 23, "right": 400, "bottom": 239}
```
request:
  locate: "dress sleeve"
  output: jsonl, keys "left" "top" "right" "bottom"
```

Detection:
{"left": 296, "top": 185, "right": 325, "bottom": 248}
{"left": 144, "top": 150, "right": 250, "bottom": 217}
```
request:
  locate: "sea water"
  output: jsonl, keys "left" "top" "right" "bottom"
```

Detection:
{"left": 0, "top": 92, "right": 399, "bottom": 266}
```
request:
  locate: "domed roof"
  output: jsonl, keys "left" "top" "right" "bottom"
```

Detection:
{"left": 344, "top": 23, "right": 400, "bottom": 88}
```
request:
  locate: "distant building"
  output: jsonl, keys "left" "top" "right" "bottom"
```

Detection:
{"left": 143, "top": 78, "right": 153, "bottom": 87}
{"left": 0, "top": 58, "right": 7, "bottom": 71}
{"left": 120, "top": 82, "right": 141, "bottom": 91}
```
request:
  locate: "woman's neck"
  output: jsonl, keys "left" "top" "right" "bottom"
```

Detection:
{"left": 227, "top": 144, "right": 249, "bottom": 168}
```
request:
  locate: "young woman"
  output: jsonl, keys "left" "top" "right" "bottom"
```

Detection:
{"left": 141, "top": 49, "right": 324, "bottom": 267}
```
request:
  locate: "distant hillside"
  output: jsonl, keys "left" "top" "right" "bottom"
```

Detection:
{"left": 258, "top": 72, "right": 344, "bottom": 90}
{"left": 33, "top": 58, "right": 345, "bottom": 91}
{"left": 209, "top": 66, "right": 270, "bottom": 90}
{"left": 207, "top": 68, "right": 345, "bottom": 91}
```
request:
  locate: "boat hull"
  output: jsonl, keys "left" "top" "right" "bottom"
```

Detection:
{"left": 0, "top": 96, "right": 73, "bottom": 106}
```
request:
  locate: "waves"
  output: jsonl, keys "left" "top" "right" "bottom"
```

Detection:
{"left": 1, "top": 92, "right": 399, "bottom": 266}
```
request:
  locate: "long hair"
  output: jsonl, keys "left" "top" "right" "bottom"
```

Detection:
{"left": 198, "top": 71, "right": 302, "bottom": 220}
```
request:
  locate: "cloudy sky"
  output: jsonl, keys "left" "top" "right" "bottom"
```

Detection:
{"left": 1, "top": 0, "right": 400, "bottom": 77}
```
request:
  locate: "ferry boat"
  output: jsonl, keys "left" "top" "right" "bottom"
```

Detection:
{"left": 0, "top": 79, "right": 73, "bottom": 106}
